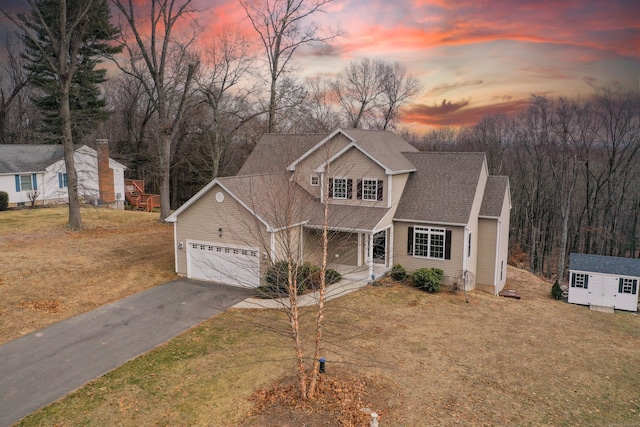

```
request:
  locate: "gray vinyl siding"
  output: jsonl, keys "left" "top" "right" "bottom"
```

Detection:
{"left": 393, "top": 221, "right": 465, "bottom": 285}
{"left": 174, "top": 184, "right": 270, "bottom": 276}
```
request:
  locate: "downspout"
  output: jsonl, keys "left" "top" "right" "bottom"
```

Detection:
{"left": 495, "top": 220, "right": 502, "bottom": 295}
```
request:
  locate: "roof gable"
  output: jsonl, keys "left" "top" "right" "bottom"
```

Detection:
{"left": 395, "top": 152, "right": 487, "bottom": 225}
{"left": 287, "top": 128, "right": 418, "bottom": 175}
{"left": 570, "top": 253, "right": 640, "bottom": 277}
{"left": 167, "top": 173, "right": 314, "bottom": 231}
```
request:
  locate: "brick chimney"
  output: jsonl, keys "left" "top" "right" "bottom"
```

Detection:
{"left": 96, "top": 139, "right": 115, "bottom": 204}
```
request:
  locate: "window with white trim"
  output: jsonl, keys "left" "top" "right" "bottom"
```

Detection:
{"left": 310, "top": 175, "right": 319, "bottom": 186}
{"left": 362, "top": 179, "right": 377, "bottom": 201}
{"left": 332, "top": 178, "right": 347, "bottom": 199}
{"left": 413, "top": 227, "right": 445, "bottom": 259}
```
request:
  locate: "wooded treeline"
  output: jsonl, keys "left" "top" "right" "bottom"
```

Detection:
{"left": 1, "top": 1, "right": 638, "bottom": 279}
{"left": 404, "top": 88, "right": 640, "bottom": 279}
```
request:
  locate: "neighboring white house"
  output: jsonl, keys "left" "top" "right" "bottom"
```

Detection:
{"left": 0, "top": 140, "right": 126, "bottom": 209}
{"left": 568, "top": 253, "right": 640, "bottom": 312}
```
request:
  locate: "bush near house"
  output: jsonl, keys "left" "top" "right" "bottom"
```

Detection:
{"left": 259, "top": 261, "right": 341, "bottom": 297}
{"left": 412, "top": 267, "right": 443, "bottom": 292}
{"left": 0, "top": 191, "right": 8, "bottom": 211}
{"left": 390, "top": 263, "right": 407, "bottom": 282}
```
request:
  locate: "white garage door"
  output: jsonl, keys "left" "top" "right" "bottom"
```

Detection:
{"left": 187, "top": 242, "right": 261, "bottom": 288}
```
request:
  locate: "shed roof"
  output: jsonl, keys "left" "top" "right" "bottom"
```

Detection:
{"left": 394, "top": 152, "right": 486, "bottom": 225}
{"left": 569, "top": 253, "right": 640, "bottom": 277}
{"left": 0, "top": 144, "right": 64, "bottom": 174}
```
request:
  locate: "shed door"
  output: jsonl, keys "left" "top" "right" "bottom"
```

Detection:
{"left": 187, "top": 242, "right": 260, "bottom": 288}
{"left": 588, "top": 275, "right": 616, "bottom": 308}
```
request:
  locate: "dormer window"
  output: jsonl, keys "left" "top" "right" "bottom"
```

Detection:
{"left": 310, "top": 175, "right": 319, "bottom": 186}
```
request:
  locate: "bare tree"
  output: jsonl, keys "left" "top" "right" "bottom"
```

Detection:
{"left": 239, "top": 0, "right": 342, "bottom": 132}
{"left": 376, "top": 60, "right": 422, "bottom": 130}
{"left": 194, "top": 28, "right": 262, "bottom": 180}
{"left": 112, "top": 0, "right": 200, "bottom": 221}
{"left": 332, "top": 58, "right": 385, "bottom": 129}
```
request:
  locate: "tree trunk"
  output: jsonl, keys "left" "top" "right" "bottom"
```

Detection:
{"left": 60, "top": 78, "right": 83, "bottom": 230}
{"left": 159, "top": 130, "right": 172, "bottom": 221}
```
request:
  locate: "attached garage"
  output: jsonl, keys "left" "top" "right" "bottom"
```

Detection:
{"left": 187, "top": 241, "right": 261, "bottom": 288}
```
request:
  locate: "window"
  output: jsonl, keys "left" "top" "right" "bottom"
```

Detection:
{"left": 310, "top": 175, "right": 319, "bottom": 186}
{"left": 468, "top": 232, "right": 472, "bottom": 257}
{"left": 330, "top": 178, "right": 348, "bottom": 199}
{"left": 413, "top": 227, "right": 446, "bottom": 259}
{"left": 619, "top": 278, "right": 638, "bottom": 295}
{"left": 58, "top": 172, "right": 68, "bottom": 188}
{"left": 571, "top": 273, "right": 588, "bottom": 289}
{"left": 15, "top": 174, "right": 37, "bottom": 192}
{"left": 357, "top": 179, "right": 383, "bottom": 201}
{"left": 362, "top": 179, "right": 377, "bottom": 200}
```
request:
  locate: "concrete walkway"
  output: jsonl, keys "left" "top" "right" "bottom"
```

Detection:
{"left": 233, "top": 276, "right": 372, "bottom": 309}
{"left": 0, "top": 279, "right": 253, "bottom": 427}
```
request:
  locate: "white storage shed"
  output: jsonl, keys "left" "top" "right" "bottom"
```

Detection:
{"left": 568, "top": 253, "right": 640, "bottom": 312}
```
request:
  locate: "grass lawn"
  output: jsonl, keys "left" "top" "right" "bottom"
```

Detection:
{"left": 3, "top": 206, "right": 640, "bottom": 425}
{"left": 0, "top": 205, "right": 176, "bottom": 345}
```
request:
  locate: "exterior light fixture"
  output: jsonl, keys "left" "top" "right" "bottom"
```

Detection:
{"left": 218, "top": 227, "right": 223, "bottom": 237}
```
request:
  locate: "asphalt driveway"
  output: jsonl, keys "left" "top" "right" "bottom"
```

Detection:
{"left": 0, "top": 278, "right": 253, "bottom": 427}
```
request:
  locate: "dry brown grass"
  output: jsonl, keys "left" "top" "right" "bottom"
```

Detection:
{"left": 5, "top": 208, "right": 640, "bottom": 425}
{"left": 0, "top": 205, "right": 176, "bottom": 344}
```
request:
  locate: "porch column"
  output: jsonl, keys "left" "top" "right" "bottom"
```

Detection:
{"left": 368, "top": 232, "right": 374, "bottom": 281}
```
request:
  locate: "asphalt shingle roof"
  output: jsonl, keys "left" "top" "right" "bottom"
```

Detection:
{"left": 394, "top": 152, "right": 486, "bottom": 225}
{"left": 0, "top": 144, "right": 64, "bottom": 174}
{"left": 569, "top": 253, "right": 640, "bottom": 277}
{"left": 480, "top": 176, "right": 509, "bottom": 217}
{"left": 237, "top": 134, "right": 325, "bottom": 176}
{"left": 339, "top": 129, "right": 419, "bottom": 173}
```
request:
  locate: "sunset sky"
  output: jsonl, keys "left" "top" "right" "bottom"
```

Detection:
{"left": 1, "top": 0, "right": 638, "bottom": 132}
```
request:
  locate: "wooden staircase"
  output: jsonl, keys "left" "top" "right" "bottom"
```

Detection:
{"left": 124, "top": 179, "right": 161, "bottom": 212}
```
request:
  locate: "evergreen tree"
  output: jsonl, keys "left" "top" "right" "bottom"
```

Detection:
{"left": 5, "top": 0, "right": 121, "bottom": 229}
{"left": 21, "top": 0, "right": 120, "bottom": 143}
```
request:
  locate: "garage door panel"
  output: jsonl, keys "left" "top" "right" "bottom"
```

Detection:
{"left": 188, "top": 242, "right": 260, "bottom": 288}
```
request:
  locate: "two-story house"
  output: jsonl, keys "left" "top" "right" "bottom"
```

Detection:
{"left": 166, "top": 128, "right": 511, "bottom": 295}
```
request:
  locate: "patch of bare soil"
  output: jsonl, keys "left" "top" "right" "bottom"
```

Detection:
{"left": 241, "top": 367, "right": 400, "bottom": 427}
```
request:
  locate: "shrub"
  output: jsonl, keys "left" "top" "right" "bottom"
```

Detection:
{"left": 325, "top": 268, "right": 342, "bottom": 285}
{"left": 412, "top": 267, "right": 443, "bottom": 292}
{"left": 261, "top": 260, "right": 306, "bottom": 297}
{"left": 259, "top": 261, "right": 341, "bottom": 297}
{"left": 0, "top": 191, "right": 8, "bottom": 211}
{"left": 390, "top": 263, "right": 407, "bottom": 282}
{"left": 551, "top": 280, "right": 563, "bottom": 299}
